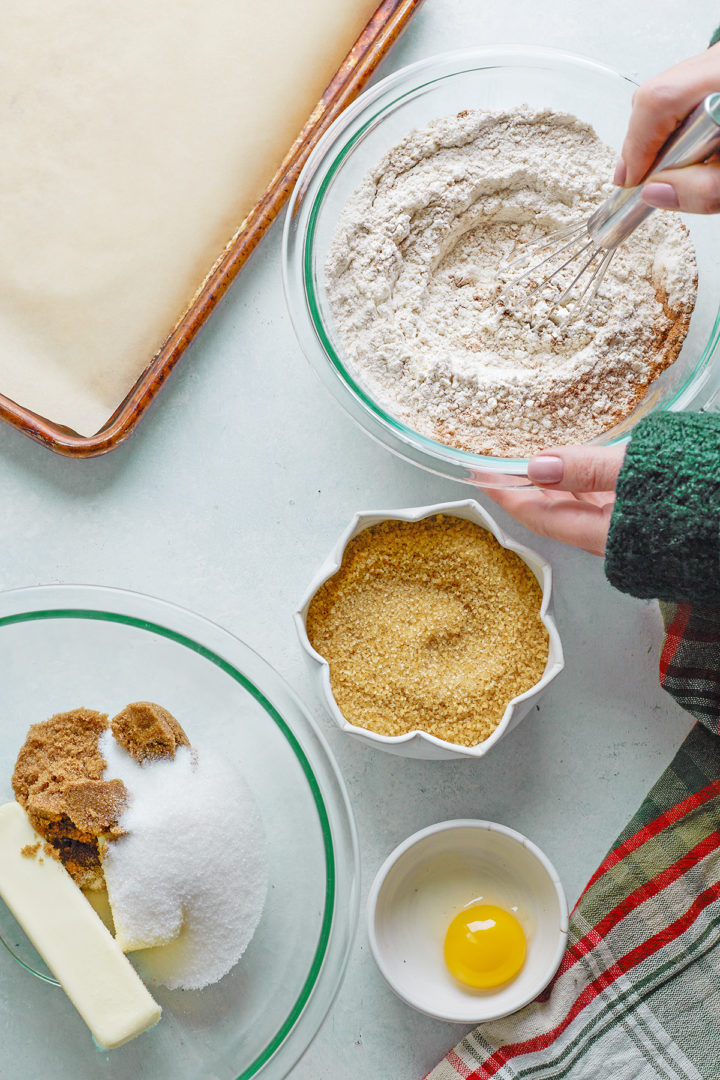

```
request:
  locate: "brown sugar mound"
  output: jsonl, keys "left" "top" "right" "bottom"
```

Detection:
{"left": 111, "top": 701, "right": 189, "bottom": 762}
{"left": 11, "top": 708, "right": 127, "bottom": 889}
{"left": 11, "top": 702, "right": 189, "bottom": 887}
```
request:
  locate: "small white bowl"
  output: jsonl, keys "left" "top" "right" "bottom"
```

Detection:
{"left": 367, "top": 820, "right": 568, "bottom": 1024}
{"left": 294, "top": 500, "right": 564, "bottom": 760}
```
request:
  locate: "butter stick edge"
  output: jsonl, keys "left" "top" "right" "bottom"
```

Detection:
{"left": 0, "top": 801, "right": 161, "bottom": 1050}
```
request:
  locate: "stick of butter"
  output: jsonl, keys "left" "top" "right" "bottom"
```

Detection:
{"left": 0, "top": 802, "right": 161, "bottom": 1050}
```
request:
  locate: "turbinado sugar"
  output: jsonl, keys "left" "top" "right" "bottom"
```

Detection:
{"left": 306, "top": 514, "right": 549, "bottom": 747}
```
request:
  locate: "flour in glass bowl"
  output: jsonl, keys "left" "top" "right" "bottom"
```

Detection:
{"left": 325, "top": 108, "right": 697, "bottom": 458}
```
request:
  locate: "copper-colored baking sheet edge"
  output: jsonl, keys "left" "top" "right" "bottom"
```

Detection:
{"left": 0, "top": 0, "right": 423, "bottom": 458}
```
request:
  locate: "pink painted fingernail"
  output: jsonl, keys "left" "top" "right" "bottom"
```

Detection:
{"left": 641, "top": 182, "right": 679, "bottom": 209}
{"left": 528, "top": 455, "right": 564, "bottom": 485}
{"left": 613, "top": 158, "right": 627, "bottom": 186}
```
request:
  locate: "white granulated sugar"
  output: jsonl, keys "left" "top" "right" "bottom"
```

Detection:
{"left": 100, "top": 731, "right": 267, "bottom": 991}
{"left": 325, "top": 108, "right": 698, "bottom": 457}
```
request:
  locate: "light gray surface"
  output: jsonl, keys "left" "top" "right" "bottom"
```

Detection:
{"left": 0, "top": 2, "right": 714, "bottom": 1077}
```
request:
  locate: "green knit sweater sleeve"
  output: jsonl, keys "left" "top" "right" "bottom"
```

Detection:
{"left": 604, "top": 411, "right": 720, "bottom": 602}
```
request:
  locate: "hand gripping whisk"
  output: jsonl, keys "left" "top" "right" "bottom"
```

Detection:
{"left": 500, "top": 93, "right": 720, "bottom": 311}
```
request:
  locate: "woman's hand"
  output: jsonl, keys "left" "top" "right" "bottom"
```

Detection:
{"left": 615, "top": 43, "right": 720, "bottom": 214}
{"left": 483, "top": 446, "right": 626, "bottom": 556}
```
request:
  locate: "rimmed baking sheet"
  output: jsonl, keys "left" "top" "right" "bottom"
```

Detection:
{"left": 0, "top": 0, "right": 421, "bottom": 457}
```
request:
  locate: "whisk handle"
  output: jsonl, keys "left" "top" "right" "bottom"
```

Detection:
{"left": 587, "top": 92, "right": 720, "bottom": 248}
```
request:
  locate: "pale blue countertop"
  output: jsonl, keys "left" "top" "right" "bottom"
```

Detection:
{"left": 0, "top": 2, "right": 715, "bottom": 1077}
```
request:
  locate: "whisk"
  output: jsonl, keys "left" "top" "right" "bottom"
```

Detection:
{"left": 500, "top": 92, "right": 720, "bottom": 311}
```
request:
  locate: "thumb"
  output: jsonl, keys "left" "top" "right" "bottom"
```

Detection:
{"left": 527, "top": 445, "right": 626, "bottom": 492}
{"left": 641, "top": 160, "right": 720, "bottom": 215}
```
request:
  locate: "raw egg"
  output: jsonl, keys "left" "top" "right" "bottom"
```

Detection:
{"left": 444, "top": 903, "right": 526, "bottom": 989}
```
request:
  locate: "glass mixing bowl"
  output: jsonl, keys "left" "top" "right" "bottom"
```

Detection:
{"left": 0, "top": 585, "right": 359, "bottom": 1080}
{"left": 282, "top": 46, "right": 720, "bottom": 487}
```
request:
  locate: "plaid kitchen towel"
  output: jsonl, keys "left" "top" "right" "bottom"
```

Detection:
{"left": 659, "top": 603, "right": 720, "bottom": 734}
{"left": 424, "top": 721, "right": 720, "bottom": 1080}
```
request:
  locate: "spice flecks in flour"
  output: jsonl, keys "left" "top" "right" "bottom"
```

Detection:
{"left": 325, "top": 108, "right": 697, "bottom": 457}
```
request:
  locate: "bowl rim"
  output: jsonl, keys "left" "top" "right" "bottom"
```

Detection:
{"left": 366, "top": 818, "right": 569, "bottom": 1023}
{"left": 294, "top": 499, "right": 564, "bottom": 758}
{"left": 0, "top": 582, "right": 360, "bottom": 1080}
{"left": 282, "top": 44, "right": 720, "bottom": 483}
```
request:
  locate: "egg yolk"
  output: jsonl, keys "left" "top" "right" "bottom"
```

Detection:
{"left": 444, "top": 904, "right": 526, "bottom": 989}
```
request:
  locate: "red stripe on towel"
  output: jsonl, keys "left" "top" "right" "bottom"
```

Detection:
{"left": 659, "top": 602, "right": 691, "bottom": 682}
{"left": 579, "top": 780, "right": 720, "bottom": 898}
{"left": 557, "top": 831, "right": 720, "bottom": 978}
{"left": 467, "top": 880, "right": 720, "bottom": 1079}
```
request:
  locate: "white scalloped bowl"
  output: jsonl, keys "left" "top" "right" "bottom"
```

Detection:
{"left": 294, "top": 500, "right": 564, "bottom": 760}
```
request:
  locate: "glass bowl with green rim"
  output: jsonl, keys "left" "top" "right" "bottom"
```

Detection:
{"left": 282, "top": 45, "right": 720, "bottom": 488}
{"left": 0, "top": 584, "right": 359, "bottom": 1080}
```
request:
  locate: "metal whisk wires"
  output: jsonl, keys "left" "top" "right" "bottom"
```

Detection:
{"left": 500, "top": 222, "right": 616, "bottom": 311}
{"left": 499, "top": 92, "right": 720, "bottom": 313}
